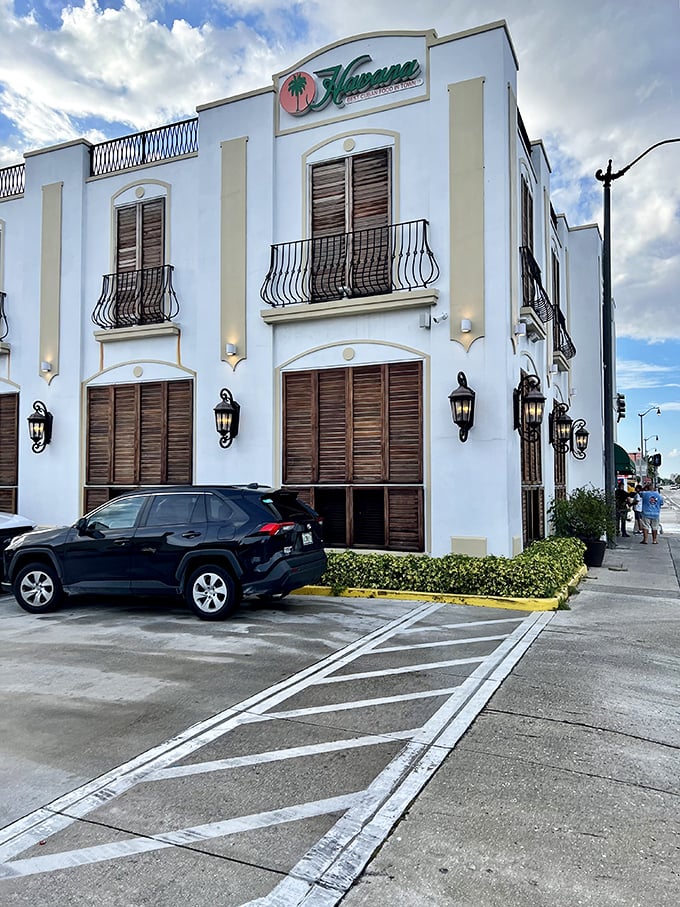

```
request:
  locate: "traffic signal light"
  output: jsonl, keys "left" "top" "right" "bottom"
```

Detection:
{"left": 651, "top": 453, "right": 662, "bottom": 467}
{"left": 616, "top": 393, "right": 626, "bottom": 422}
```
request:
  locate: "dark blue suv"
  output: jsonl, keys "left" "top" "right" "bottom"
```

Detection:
{"left": 2, "top": 486, "right": 326, "bottom": 620}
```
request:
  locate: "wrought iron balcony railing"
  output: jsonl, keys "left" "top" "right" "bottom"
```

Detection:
{"left": 260, "top": 219, "right": 440, "bottom": 307}
{"left": 0, "top": 291, "right": 8, "bottom": 341}
{"left": 520, "top": 245, "right": 553, "bottom": 323}
{"left": 90, "top": 118, "right": 198, "bottom": 177}
{"left": 553, "top": 308, "right": 576, "bottom": 360}
{"left": 92, "top": 265, "right": 180, "bottom": 329}
{"left": 0, "top": 163, "right": 25, "bottom": 199}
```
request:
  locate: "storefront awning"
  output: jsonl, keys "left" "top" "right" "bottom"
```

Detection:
{"left": 615, "top": 442, "right": 636, "bottom": 475}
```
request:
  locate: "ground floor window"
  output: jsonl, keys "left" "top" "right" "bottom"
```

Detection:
{"left": 282, "top": 361, "right": 424, "bottom": 551}
{"left": 84, "top": 379, "right": 193, "bottom": 513}
{"left": 0, "top": 392, "right": 18, "bottom": 512}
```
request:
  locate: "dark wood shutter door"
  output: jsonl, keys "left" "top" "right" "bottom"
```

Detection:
{"left": 387, "top": 487, "right": 423, "bottom": 551}
{"left": 112, "top": 385, "right": 139, "bottom": 485}
{"left": 311, "top": 159, "right": 347, "bottom": 237}
{"left": 318, "top": 369, "right": 348, "bottom": 483}
{"left": 141, "top": 198, "right": 164, "bottom": 269}
{"left": 351, "top": 365, "right": 385, "bottom": 482}
{"left": 0, "top": 393, "right": 18, "bottom": 486}
{"left": 116, "top": 205, "right": 138, "bottom": 273}
{"left": 351, "top": 149, "right": 390, "bottom": 233}
{"left": 387, "top": 361, "right": 422, "bottom": 482}
{"left": 139, "top": 382, "right": 164, "bottom": 484}
{"left": 86, "top": 386, "right": 113, "bottom": 484}
{"left": 166, "top": 380, "right": 193, "bottom": 483}
{"left": 283, "top": 372, "right": 317, "bottom": 484}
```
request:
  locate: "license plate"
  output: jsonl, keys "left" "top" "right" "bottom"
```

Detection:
{"left": 302, "top": 531, "right": 313, "bottom": 546}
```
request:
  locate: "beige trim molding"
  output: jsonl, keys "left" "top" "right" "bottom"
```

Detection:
{"left": 261, "top": 289, "right": 438, "bottom": 324}
{"left": 94, "top": 323, "right": 180, "bottom": 344}
{"left": 220, "top": 137, "right": 248, "bottom": 369}
{"left": 39, "top": 182, "right": 63, "bottom": 385}
{"left": 508, "top": 85, "right": 519, "bottom": 353}
{"left": 449, "top": 78, "right": 485, "bottom": 351}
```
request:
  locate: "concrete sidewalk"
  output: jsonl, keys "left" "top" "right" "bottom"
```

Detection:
{"left": 343, "top": 534, "right": 680, "bottom": 906}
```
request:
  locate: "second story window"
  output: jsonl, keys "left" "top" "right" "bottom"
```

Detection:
{"left": 116, "top": 197, "right": 165, "bottom": 275}
{"left": 310, "top": 148, "right": 391, "bottom": 301}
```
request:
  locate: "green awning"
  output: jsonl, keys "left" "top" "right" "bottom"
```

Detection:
{"left": 615, "top": 442, "right": 636, "bottom": 475}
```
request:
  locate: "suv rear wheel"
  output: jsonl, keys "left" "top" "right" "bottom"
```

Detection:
{"left": 13, "top": 562, "right": 63, "bottom": 614}
{"left": 185, "top": 565, "right": 238, "bottom": 620}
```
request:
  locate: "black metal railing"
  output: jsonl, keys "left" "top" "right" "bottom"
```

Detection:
{"left": 520, "top": 245, "right": 553, "bottom": 323}
{"left": 0, "top": 163, "right": 25, "bottom": 199}
{"left": 553, "top": 308, "right": 576, "bottom": 359}
{"left": 92, "top": 265, "right": 179, "bottom": 329}
{"left": 90, "top": 118, "right": 198, "bottom": 176}
{"left": 261, "top": 219, "right": 440, "bottom": 307}
{"left": 0, "top": 291, "right": 8, "bottom": 340}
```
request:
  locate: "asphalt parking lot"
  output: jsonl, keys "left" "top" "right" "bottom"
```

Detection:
{"left": 0, "top": 590, "right": 541, "bottom": 906}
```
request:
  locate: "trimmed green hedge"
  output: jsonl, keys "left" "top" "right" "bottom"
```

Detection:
{"left": 322, "top": 537, "right": 585, "bottom": 599}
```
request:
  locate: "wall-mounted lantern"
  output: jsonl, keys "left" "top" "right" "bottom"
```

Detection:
{"left": 27, "top": 400, "right": 53, "bottom": 453}
{"left": 513, "top": 374, "right": 545, "bottom": 442}
{"left": 214, "top": 388, "right": 240, "bottom": 449}
{"left": 571, "top": 419, "right": 589, "bottom": 459}
{"left": 449, "top": 371, "right": 476, "bottom": 442}
{"left": 549, "top": 402, "right": 574, "bottom": 454}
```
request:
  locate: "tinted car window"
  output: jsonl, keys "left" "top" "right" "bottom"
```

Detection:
{"left": 206, "top": 494, "right": 250, "bottom": 529}
{"left": 87, "top": 496, "right": 146, "bottom": 531}
{"left": 145, "top": 493, "right": 203, "bottom": 527}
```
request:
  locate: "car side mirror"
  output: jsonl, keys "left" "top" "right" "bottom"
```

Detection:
{"left": 75, "top": 517, "right": 89, "bottom": 535}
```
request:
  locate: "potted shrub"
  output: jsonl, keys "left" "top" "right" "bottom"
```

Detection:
{"left": 548, "top": 486, "right": 615, "bottom": 567}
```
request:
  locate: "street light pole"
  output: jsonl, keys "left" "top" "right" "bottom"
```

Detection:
{"left": 595, "top": 138, "right": 680, "bottom": 502}
{"left": 638, "top": 407, "right": 661, "bottom": 483}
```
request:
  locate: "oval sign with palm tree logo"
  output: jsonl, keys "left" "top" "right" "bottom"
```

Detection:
{"left": 280, "top": 71, "right": 316, "bottom": 116}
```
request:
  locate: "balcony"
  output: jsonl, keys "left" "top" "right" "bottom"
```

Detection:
{"left": 92, "top": 265, "right": 180, "bottom": 330}
{"left": 260, "top": 219, "right": 440, "bottom": 308}
{"left": 0, "top": 163, "right": 25, "bottom": 200}
{"left": 520, "top": 246, "right": 553, "bottom": 332}
{"left": 0, "top": 291, "right": 7, "bottom": 341}
{"left": 90, "top": 118, "right": 198, "bottom": 177}
{"left": 553, "top": 308, "right": 576, "bottom": 366}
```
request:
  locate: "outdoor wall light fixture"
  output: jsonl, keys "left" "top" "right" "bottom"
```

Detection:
{"left": 460, "top": 318, "right": 472, "bottom": 333}
{"left": 571, "top": 419, "right": 589, "bottom": 459}
{"left": 27, "top": 400, "right": 53, "bottom": 453}
{"left": 449, "top": 371, "right": 475, "bottom": 442}
{"left": 214, "top": 387, "right": 240, "bottom": 449}
{"left": 549, "top": 402, "right": 574, "bottom": 454}
{"left": 513, "top": 374, "right": 545, "bottom": 442}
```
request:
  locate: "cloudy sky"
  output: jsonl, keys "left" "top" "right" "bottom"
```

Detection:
{"left": 1, "top": 0, "right": 679, "bottom": 476}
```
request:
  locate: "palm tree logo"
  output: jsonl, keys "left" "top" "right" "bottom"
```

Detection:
{"left": 280, "top": 70, "right": 315, "bottom": 116}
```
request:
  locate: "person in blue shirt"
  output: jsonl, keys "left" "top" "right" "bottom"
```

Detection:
{"left": 640, "top": 487, "right": 664, "bottom": 544}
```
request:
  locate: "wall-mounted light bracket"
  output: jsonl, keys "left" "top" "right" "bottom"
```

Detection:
{"left": 571, "top": 418, "right": 589, "bottom": 459}
{"left": 214, "top": 388, "right": 241, "bottom": 449}
{"left": 549, "top": 402, "right": 574, "bottom": 454}
{"left": 513, "top": 374, "right": 545, "bottom": 443}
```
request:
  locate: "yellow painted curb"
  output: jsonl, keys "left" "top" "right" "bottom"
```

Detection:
{"left": 295, "top": 564, "right": 588, "bottom": 613}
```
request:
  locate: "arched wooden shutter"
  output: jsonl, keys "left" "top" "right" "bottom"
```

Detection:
{"left": 0, "top": 393, "right": 18, "bottom": 512}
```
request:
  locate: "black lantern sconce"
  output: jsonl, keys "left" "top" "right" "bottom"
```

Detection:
{"left": 549, "top": 402, "right": 573, "bottom": 454}
{"left": 549, "top": 401, "right": 589, "bottom": 459}
{"left": 27, "top": 400, "right": 53, "bottom": 453}
{"left": 214, "top": 388, "right": 240, "bottom": 449}
{"left": 571, "top": 419, "right": 589, "bottom": 459}
{"left": 513, "top": 374, "right": 545, "bottom": 442}
{"left": 449, "top": 371, "right": 476, "bottom": 442}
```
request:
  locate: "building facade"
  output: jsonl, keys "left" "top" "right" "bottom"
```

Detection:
{"left": 0, "top": 21, "right": 605, "bottom": 557}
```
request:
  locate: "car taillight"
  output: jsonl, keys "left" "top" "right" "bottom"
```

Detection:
{"left": 257, "top": 522, "right": 296, "bottom": 536}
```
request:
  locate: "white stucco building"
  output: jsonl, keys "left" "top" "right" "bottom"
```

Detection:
{"left": 0, "top": 20, "right": 605, "bottom": 557}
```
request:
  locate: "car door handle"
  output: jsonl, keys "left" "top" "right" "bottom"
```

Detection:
{"left": 113, "top": 538, "right": 129, "bottom": 547}
{"left": 141, "top": 547, "right": 156, "bottom": 554}
{"left": 181, "top": 531, "right": 201, "bottom": 539}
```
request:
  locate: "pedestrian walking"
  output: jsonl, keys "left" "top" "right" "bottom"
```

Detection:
{"left": 640, "top": 487, "right": 664, "bottom": 544}
{"left": 632, "top": 484, "right": 643, "bottom": 533}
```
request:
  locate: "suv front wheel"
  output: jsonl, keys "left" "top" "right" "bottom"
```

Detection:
{"left": 185, "top": 565, "right": 238, "bottom": 620}
{"left": 13, "top": 562, "right": 63, "bottom": 614}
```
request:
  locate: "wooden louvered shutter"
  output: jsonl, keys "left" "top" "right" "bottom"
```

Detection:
{"left": 139, "top": 382, "right": 164, "bottom": 484}
{"left": 387, "top": 362, "right": 422, "bottom": 482}
{"left": 283, "top": 372, "right": 316, "bottom": 484}
{"left": 387, "top": 487, "right": 423, "bottom": 551}
{"left": 0, "top": 393, "right": 18, "bottom": 512}
{"left": 311, "top": 159, "right": 347, "bottom": 302}
{"left": 166, "top": 380, "right": 193, "bottom": 483}
{"left": 318, "top": 369, "right": 348, "bottom": 483}
{"left": 351, "top": 365, "right": 385, "bottom": 482}
{"left": 141, "top": 198, "right": 164, "bottom": 268}
{"left": 116, "top": 206, "right": 138, "bottom": 273}
{"left": 351, "top": 149, "right": 391, "bottom": 295}
{"left": 86, "top": 386, "right": 113, "bottom": 484}
{"left": 112, "top": 385, "right": 139, "bottom": 485}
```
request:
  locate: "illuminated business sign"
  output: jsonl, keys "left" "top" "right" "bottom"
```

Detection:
{"left": 279, "top": 54, "right": 423, "bottom": 117}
